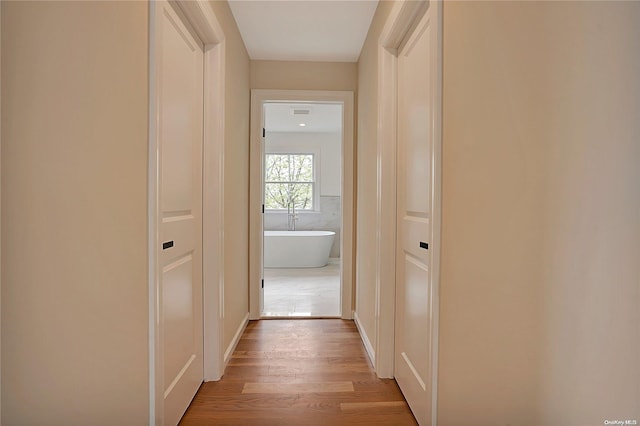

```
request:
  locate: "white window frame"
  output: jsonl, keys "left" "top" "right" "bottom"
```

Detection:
{"left": 264, "top": 146, "right": 321, "bottom": 213}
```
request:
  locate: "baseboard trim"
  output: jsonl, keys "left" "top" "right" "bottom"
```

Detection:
{"left": 353, "top": 311, "right": 376, "bottom": 366}
{"left": 223, "top": 312, "right": 249, "bottom": 366}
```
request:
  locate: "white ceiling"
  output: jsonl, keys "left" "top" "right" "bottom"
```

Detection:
{"left": 264, "top": 103, "right": 343, "bottom": 133}
{"left": 228, "top": 0, "right": 379, "bottom": 62}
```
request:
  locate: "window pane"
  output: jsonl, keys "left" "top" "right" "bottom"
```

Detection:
{"left": 264, "top": 183, "right": 290, "bottom": 209}
{"left": 290, "top": 155, "right": 313, "bottom": 182}
{"left": 265, "top": 154, "right": 290, "bottom": 182}
{"left": 289, "top": 183, "right": 313, "bottom": 210}
{"left": 264, "top": 183, "right": 313, "bottom": 210}
{"left": 264, "top": 153, "right": 314, "bottom": 210}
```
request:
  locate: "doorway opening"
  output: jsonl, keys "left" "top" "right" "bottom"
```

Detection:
{"left": 261, "top": 102, "right": 343, "bottom": 317}
{"left": 249, "top": 90, "right": 354, "bottom": 321}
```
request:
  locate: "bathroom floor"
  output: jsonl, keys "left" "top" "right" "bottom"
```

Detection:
{"left": 262, "top": 260, "right": 341, "bottom": 317}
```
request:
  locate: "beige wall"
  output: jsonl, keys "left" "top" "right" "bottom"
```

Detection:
{"left": 439, "top": 2, "right": 640, "bottom": 424}
{"left": 251, "top": 60, "right": 357, "bottom": 92}
{"left": 208, "top": 0, "right": 251, "bottom": 352}
{"left": 250, "top": 59, "right": 358, "bottom": 315}
{"left": 1, "top": 2, "right": 149, "bottom": 424}
{"left": 354, "top": 0, "right": 395, "bottom": 361}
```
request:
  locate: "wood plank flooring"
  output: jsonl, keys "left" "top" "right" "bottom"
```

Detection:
{"left": 179, "top": 319, "right": 418, "bottom": 425}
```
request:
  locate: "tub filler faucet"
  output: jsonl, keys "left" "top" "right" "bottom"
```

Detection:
{"left": 287, "top": 202, "right": 298, "bottom": 231}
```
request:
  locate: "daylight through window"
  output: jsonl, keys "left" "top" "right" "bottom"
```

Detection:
{"left": 265, "top": 154, "right": 315, "bottom": 210}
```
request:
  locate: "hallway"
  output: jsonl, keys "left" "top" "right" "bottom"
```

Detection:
{"left": 179, "top": 320, "right": 417, "bottom": 425}
{"left": 3, "top": 1, "right": 639, "bottom": 424}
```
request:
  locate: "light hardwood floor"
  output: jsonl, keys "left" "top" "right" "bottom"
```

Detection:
{"left": 180, "top": 319, "right": 418, "bottom": 425}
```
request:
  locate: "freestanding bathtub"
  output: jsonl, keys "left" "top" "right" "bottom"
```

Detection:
{"left": 264, "top": 230, "right": 336, "bottom": 268}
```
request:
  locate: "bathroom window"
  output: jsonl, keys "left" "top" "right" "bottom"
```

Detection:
{"left": 265, "top": 153, "right": 316, "bottom": 210}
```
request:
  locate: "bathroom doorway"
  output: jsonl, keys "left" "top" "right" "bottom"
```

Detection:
{"left": 261, "top": 102, "right": 343, "bottom": 317}
{"left": 249, "top": 89, "right": 354, "bottom": 320}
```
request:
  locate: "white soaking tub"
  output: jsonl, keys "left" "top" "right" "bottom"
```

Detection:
{"left": 264, "top": 230, "right": 336, "bottom": 268}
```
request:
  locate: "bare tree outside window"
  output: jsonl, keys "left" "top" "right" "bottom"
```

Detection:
{"left": 265, "top": 154, "right": 314, "bottom": 210}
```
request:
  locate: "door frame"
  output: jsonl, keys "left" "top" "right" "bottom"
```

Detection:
{"left": 249, "top": 90, "right": 355, "bottom": 320}
{"left": 376, "top": 1, "right": 442, "bottom": 422}
{"left": 148, "top": 1, "right": 225, "bottom": 424}
{"left": 0, "top": 4, "right": 3, "bottom": 421}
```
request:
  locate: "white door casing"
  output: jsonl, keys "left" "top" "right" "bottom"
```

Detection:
{"left": 394, "top": 3, "right": 442, "bottom": 425}
{"left": 249, "top": 90, "right": 355, "bottom": 320}
{"left": 154, "top": 2, "right": 204, "bottom": 424}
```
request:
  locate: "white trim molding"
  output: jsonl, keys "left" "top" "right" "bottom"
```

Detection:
{"left": 0, "top": 4, "right": 3, "bottom": 422}
{"left": 200, "top": 26, "right": 225, "bottom": 384}
{"left": 223, "top": 313, "right": 249, "bottom": 366}
{"left": 148, "top": 4, "right": 161, "bottom": 423}
{"left": 354, "top": 312, "right": 375, "bottom": 366}
{"left": 148, "top": 1, "right": 226, "bottom": 424}
{"left": 374, "top": 4, "right": 400, "bottom": 380}
{"left": 178, "top": 1, "right": 224, "bottom": 43}
{"left": 249, "top": 90, "right": 355, "bottom": 321}
{"left": 429, "top": 3, "right": 444, "bottom": 423}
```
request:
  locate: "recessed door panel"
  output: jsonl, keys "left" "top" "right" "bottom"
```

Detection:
{"left": 403, "top": 26, "right": 431, "bottom": 216}
{"left": 163, "top": 254, "right": 195, "bottom": 385}
{"left": 161, "top": 6, "right": 200, "bottom": 214}
{"left": 403, "top": 254, "right": 430, "bottom": 382}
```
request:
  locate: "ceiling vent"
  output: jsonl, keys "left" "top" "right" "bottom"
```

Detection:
{"left": 291, "top": 108, "right": 310, "bottom": 116}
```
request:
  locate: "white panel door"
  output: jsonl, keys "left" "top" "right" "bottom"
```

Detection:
{"left": 395, "top": 6, "right": 438, "bottom": 426}
{"left": 157, "top": 2, "right": 204, "bottom": 425}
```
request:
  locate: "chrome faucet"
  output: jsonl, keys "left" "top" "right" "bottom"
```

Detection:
{"left": 287, "top": 201, "right": 297, "bottom": 231}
